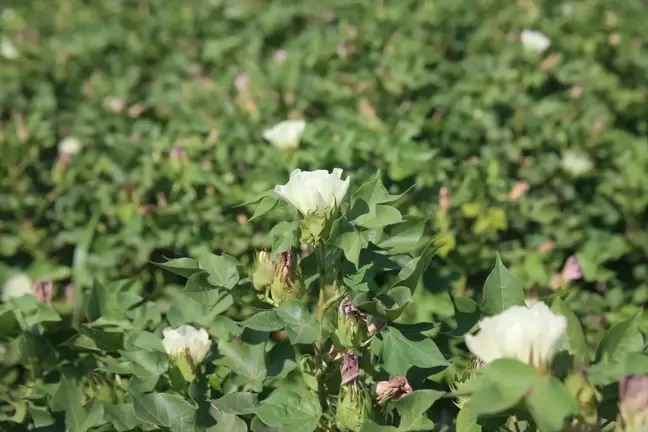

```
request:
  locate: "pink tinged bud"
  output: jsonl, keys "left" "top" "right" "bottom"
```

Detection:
{"left": 33, "top": 280, "right": 54, "bottom": 304}
{"left": 64, "top": 284, "right": 75, "bottom": 307}
{"left": 376, "top": 376, "right": 413, "bottom": 404}
{"left": 561, "top": 255, "right": 582, "bottom": 282}
{"left": 619, "top": 375, "right": 648, "bottom": 429}
{"left": 340, "top": 354, "right": 359, "bottom": 385}
{"left": 439, "top": 187, "right": 451, "bottom": 213}
{"left": 508, "top": 181, "right": 529, "bottom": 202}
{"left": 273, "top": 49, "right": 287, "bottom": 63}
{"left": 235, "top": 74, "right": 248, "bottom": 90}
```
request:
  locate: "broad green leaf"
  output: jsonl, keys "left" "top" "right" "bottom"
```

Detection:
{"left": 353, "top": 286, "right": 411, "bottom": 321}
{"left": 124, "top": 331, "right": 165, "bottom": 352}
{"left": 525, "top": 376, "right": 578, "bottom": 432}
{"left": 253, "top": 388, "right": 320, "bottom": 432}
{"left": 456, "top": 405, "right": 481, "bottom": 432}
{"left": 276, "top": 299, "right": 320, "bottom": 344}
{"left": 184, "top": 271, "right": 228, "bottom": 305}
{"left": 330, "top": 216, "right": 364, "bottom": 268}
{"left": 390, "top": 240, "right": 439, "bottom": 293}
{"left": 392, "top": 390, "right": 443, "bottom": 431}
{"left": 78, "top": 326, "right": 124, "bottom": 351}
{"left": 352, "top": 204, "right": 403, "bottom": 229}
{"left": 210, "top": 411, "right": 249, "bottom": 432}
{"left": 129, "top": 390, "right": 197, "bottom": 430}
{"left": 219, "top": 338, "right": 267, "bottom": 391}
{"left": 449, "top": 294, "right": 480, "bottom": 336}
{"left": 481, "top": 253, "right": 525, "bottom": 316}
{"left": 28, "top": 406, "right": 55, "bottom": 428}
{"left": 249, "top": 196, "right": 279, "bottom": 221}
{"left": 53, "top": 378, "right": 105, "bottom": 432}
{"left": 153, "top": 258, "right": 200, "bottom": 278}
{"left": 85, "top": 280, "right": 112, "bottom": 322}
{"left": 103, "top": 403, "right": 138, "bottom": 432}
{"left": 351, "top": 171, "right": 403, "bottom": 210}
{"left": 380, "top": 327, "right": 448, "bottom": 376}
{"left": 242, "top": 311, "right": 285, "bottom": 332}
{"left": 199, "top": 253, "right": 240, "bottom": 289}
{"left": 377, "top": 217, "right": 427, "bottom": 253}
{"left": 595, "top": 313, "right": 643, "bottom": 362}
{"left": 269, "top": 221, "right": 300, "bottom": 254}
{"left": 551, "top": 298, "right": 589, "bottom": 365}
{"left": 122, "top": 349, "right": 169, "bottom": 376}
{"left": 211, "top": 392, "right": 259, "bottom": 415}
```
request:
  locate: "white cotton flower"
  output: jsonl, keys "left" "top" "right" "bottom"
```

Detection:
{"left": 162, "top": 325, "right": 211, "bottom": 365}
{"left": 2, "top": 273, "right": 33, "bottom": 302}
{"left": 274, "top": 168, "right": 350, "bottom": 215}
{"left": 1, "top": 38, "right": 18, "bottom": 59}
{"left": 465, "top": 302, "right": 566, "bottom": 371}
{"left": 520, "top": 29, "right": 551, "bottom": 53}
{"left": 263, "top": 119, "right": 306, "bottom": 150}
{"left": 561, "top": 150, "right": 593, "bottom": 176}
{"left": 58, "top": 136, "right": 83, "bottom": 155}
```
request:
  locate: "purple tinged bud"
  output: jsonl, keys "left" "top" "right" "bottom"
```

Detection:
{"left": 340, "top": 353, "right": 359, "bottom": 386}
{"left": 619, "top": 375, "right": 648, "bottom": 430}
{"left": 561, "top": 255, "right": 582, "bottom": 282}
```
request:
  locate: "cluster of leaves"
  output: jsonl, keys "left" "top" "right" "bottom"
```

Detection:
{"left": 1, "top": 172, "right": 646, "bottom": 431}
{"left": 2, "top": 0, "right": 648, "bottom": 337}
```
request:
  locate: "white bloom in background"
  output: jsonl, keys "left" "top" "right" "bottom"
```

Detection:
{"left": 162, "top": 325, "right": 211, "bottom": 365}
{"left": 561, "top": 150, "right": 593, "bottom": 176}
{"left": 465, "top": 302, "right": 566, "bottom": 371}
{"left": 58, "top": 136, "right": 83, "bottom": 155}
{"left": 2, "top": 273, "right": 33, "bottom": 302}
{"left": 1, "top": 38, "right": 18, "bottom": 59}
{"left": 520, "top": 29, "right": 551, "bottom": 53}
{"left": 274, "top": 168, "right": 350, "bottom": 215}
{"left": 263, "top": 119, "right": 306, "bottom": 150}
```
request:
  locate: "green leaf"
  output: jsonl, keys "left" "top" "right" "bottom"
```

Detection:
{"left": 525, "top": 376, "right": 579, "bottom": 432}
{"left": 377, "top": 217, "right": 427, "bottom": 253}
{"left": 391, "top": 389, "right": 443, "bottom": 431}
{"left": 352, "top": 204, "right": 403, "bottom": 229}
{"left": 449, "top": 294, "right": 480, "bottom": 336}
{"left": 103, "top": 403, "right": 138, "bottom": 432}
{"left": 153, "top": 258, "right": 200, "bottom": 278}
{"left": 481, "top": 252, "right": 525, "bottom": 316}
{"left": 242, "top": 311, "right": 285, "bottom": 332}
{"left": 122, "top": 349, "right": 169, "bottom": 376}
{"left": 551, "top": 298, "right": 589, "bottom": 365}
{"left": 78, "top": 326, "right": 124, "bottom": 351}
{"left": 53, "top": 378, "right": 105, "bottom": 432}
{"left": 330, "top": 217, "right": 364, "bottom": 268}
{"left": 253, "top": 388, "right": 320, "bottom": 432}
{"left": 276, "top": 299, "right": 321, "bottom": 344}
{"left": 351, "top": 171, "right": 403, "bottom": 210}
{"left": 249, "top": 196, "right": 279, "bottom": 221}
{"left": 219, "top": 338, "right": 267, "bottom": 391}
{"left": 390, "top": 240, "right": 439, "bottom": 293}
{"left": 85, "top": 280, "right": 112, "bottom": 322}
{"left": 210, "top": 411, "right": 249, "bottom": 432}
{"left": 124, "top": 331, "right": 165, "bottom": 352}
{"left": 129, "top": 390, "right": 197, "bottom": 430}
{"left": 269, "top": 221, "right": 300, "bottom": 254}
{"left": 28, "top": 405, "right": 55, "bottom": 428}
{"left": 595, "top": 313, "right": 643, "bottom": 363}
{"left": 211, "top": 392, "right": 259, "bottom": 415}
{"left": 198, "top": 253, "right": 240, "bottom": 289}
{"left": 380, "top": 327, "right": 448, "bottom": 376}
{"left": 353, "top": 286, "right": 412, "bottom": 321}
{"left": 456, "top": 405, "right": 481, "bottom": 432}
{"left": 465, "top": 359, "right": 536, "bottom": 417}
{"left": 184, "top": 271, "right": 229, "bottom": 305}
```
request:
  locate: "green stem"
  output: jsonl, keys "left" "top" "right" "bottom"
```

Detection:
{"left": 314, "top": 243, "right": 328, "bottom": 416}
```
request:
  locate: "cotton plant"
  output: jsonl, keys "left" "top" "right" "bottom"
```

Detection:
{"left": 1, "top": 170, "right": 644, "bottom": 432}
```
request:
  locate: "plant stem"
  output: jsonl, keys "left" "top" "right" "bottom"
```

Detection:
{"left": 314, "top": 243, "right": 329, "bottom": 417}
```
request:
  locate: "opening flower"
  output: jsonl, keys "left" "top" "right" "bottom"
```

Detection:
{"left": 520, "top": 29, "right": 551, "bottom": 53}
{"left": 263, "top": 119, "right": 305, "bottom": 150}
{"left": 274, "top": 168, "right": 350, "bottom": 216}
{"left": 465, "top": 302, "right": 566, "bottom": 372}
{"left": 2, "top": 273, "right": 33, "bottom": 302}
{"left": 162, "top": 325, "right": 211, "bottom": 365}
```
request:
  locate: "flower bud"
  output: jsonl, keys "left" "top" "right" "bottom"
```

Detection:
{"left": 336, "top": 299, "right": 368, "bottom": 351}
{"left": 252, "top": 250, "right": 275, "bottom": 291}
{"left": 270, "top": 249, "right": 304, "bottom": 304}
{"left": 619, "top": 375, "right": 648, "bottom": 432}
{"left": 376, "top": 376, "right": 413, "bottom": 404}
{"left": 336, "top": 354, "right": 372, "bottom": 431}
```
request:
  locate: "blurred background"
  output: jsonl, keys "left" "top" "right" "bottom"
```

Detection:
{"left": 1, "top": 0, "right": 647, "bottom": 326}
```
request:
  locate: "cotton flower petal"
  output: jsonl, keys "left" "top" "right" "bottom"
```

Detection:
{"left": 1, "top": 273, "right": 33, "bottom": 302}
{"left": 520, "top": 29, "right": 551, "bottom": 53}
{"left": 274, "top": 168, "right": 350, "bottom": 215}
{"left": 162, "top": 325, "right": 211, "bottom": 364}
{"left": 263, "top": 120, "right": 306, "bottom": 150}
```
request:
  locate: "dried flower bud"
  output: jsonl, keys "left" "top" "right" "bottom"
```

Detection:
{"left": 337, "top": 299, "right": 368, "bottom": 351}
{"left": 341, "top": 354, "right": 359, "bottom": 386}
{"left": 619, "top": 375, "right": 648, "bottom": 432}
{"left": 33, "top": 280, "right": 54, "bottom": 304}
{"left": 376, "top": 376, "right": 412, "bottom": 404}
{"left": 270, "top": 249, "right": 304, "bottom": 304}
{"left": 252, "top": 250, "right": 275, "bottom": 292}
{"left": 337, "top": 355, "right": 372, "bottom": 432}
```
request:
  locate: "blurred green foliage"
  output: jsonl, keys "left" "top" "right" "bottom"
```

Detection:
{"left": 1, "top": 0, "right": 648, "bottom": 325}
